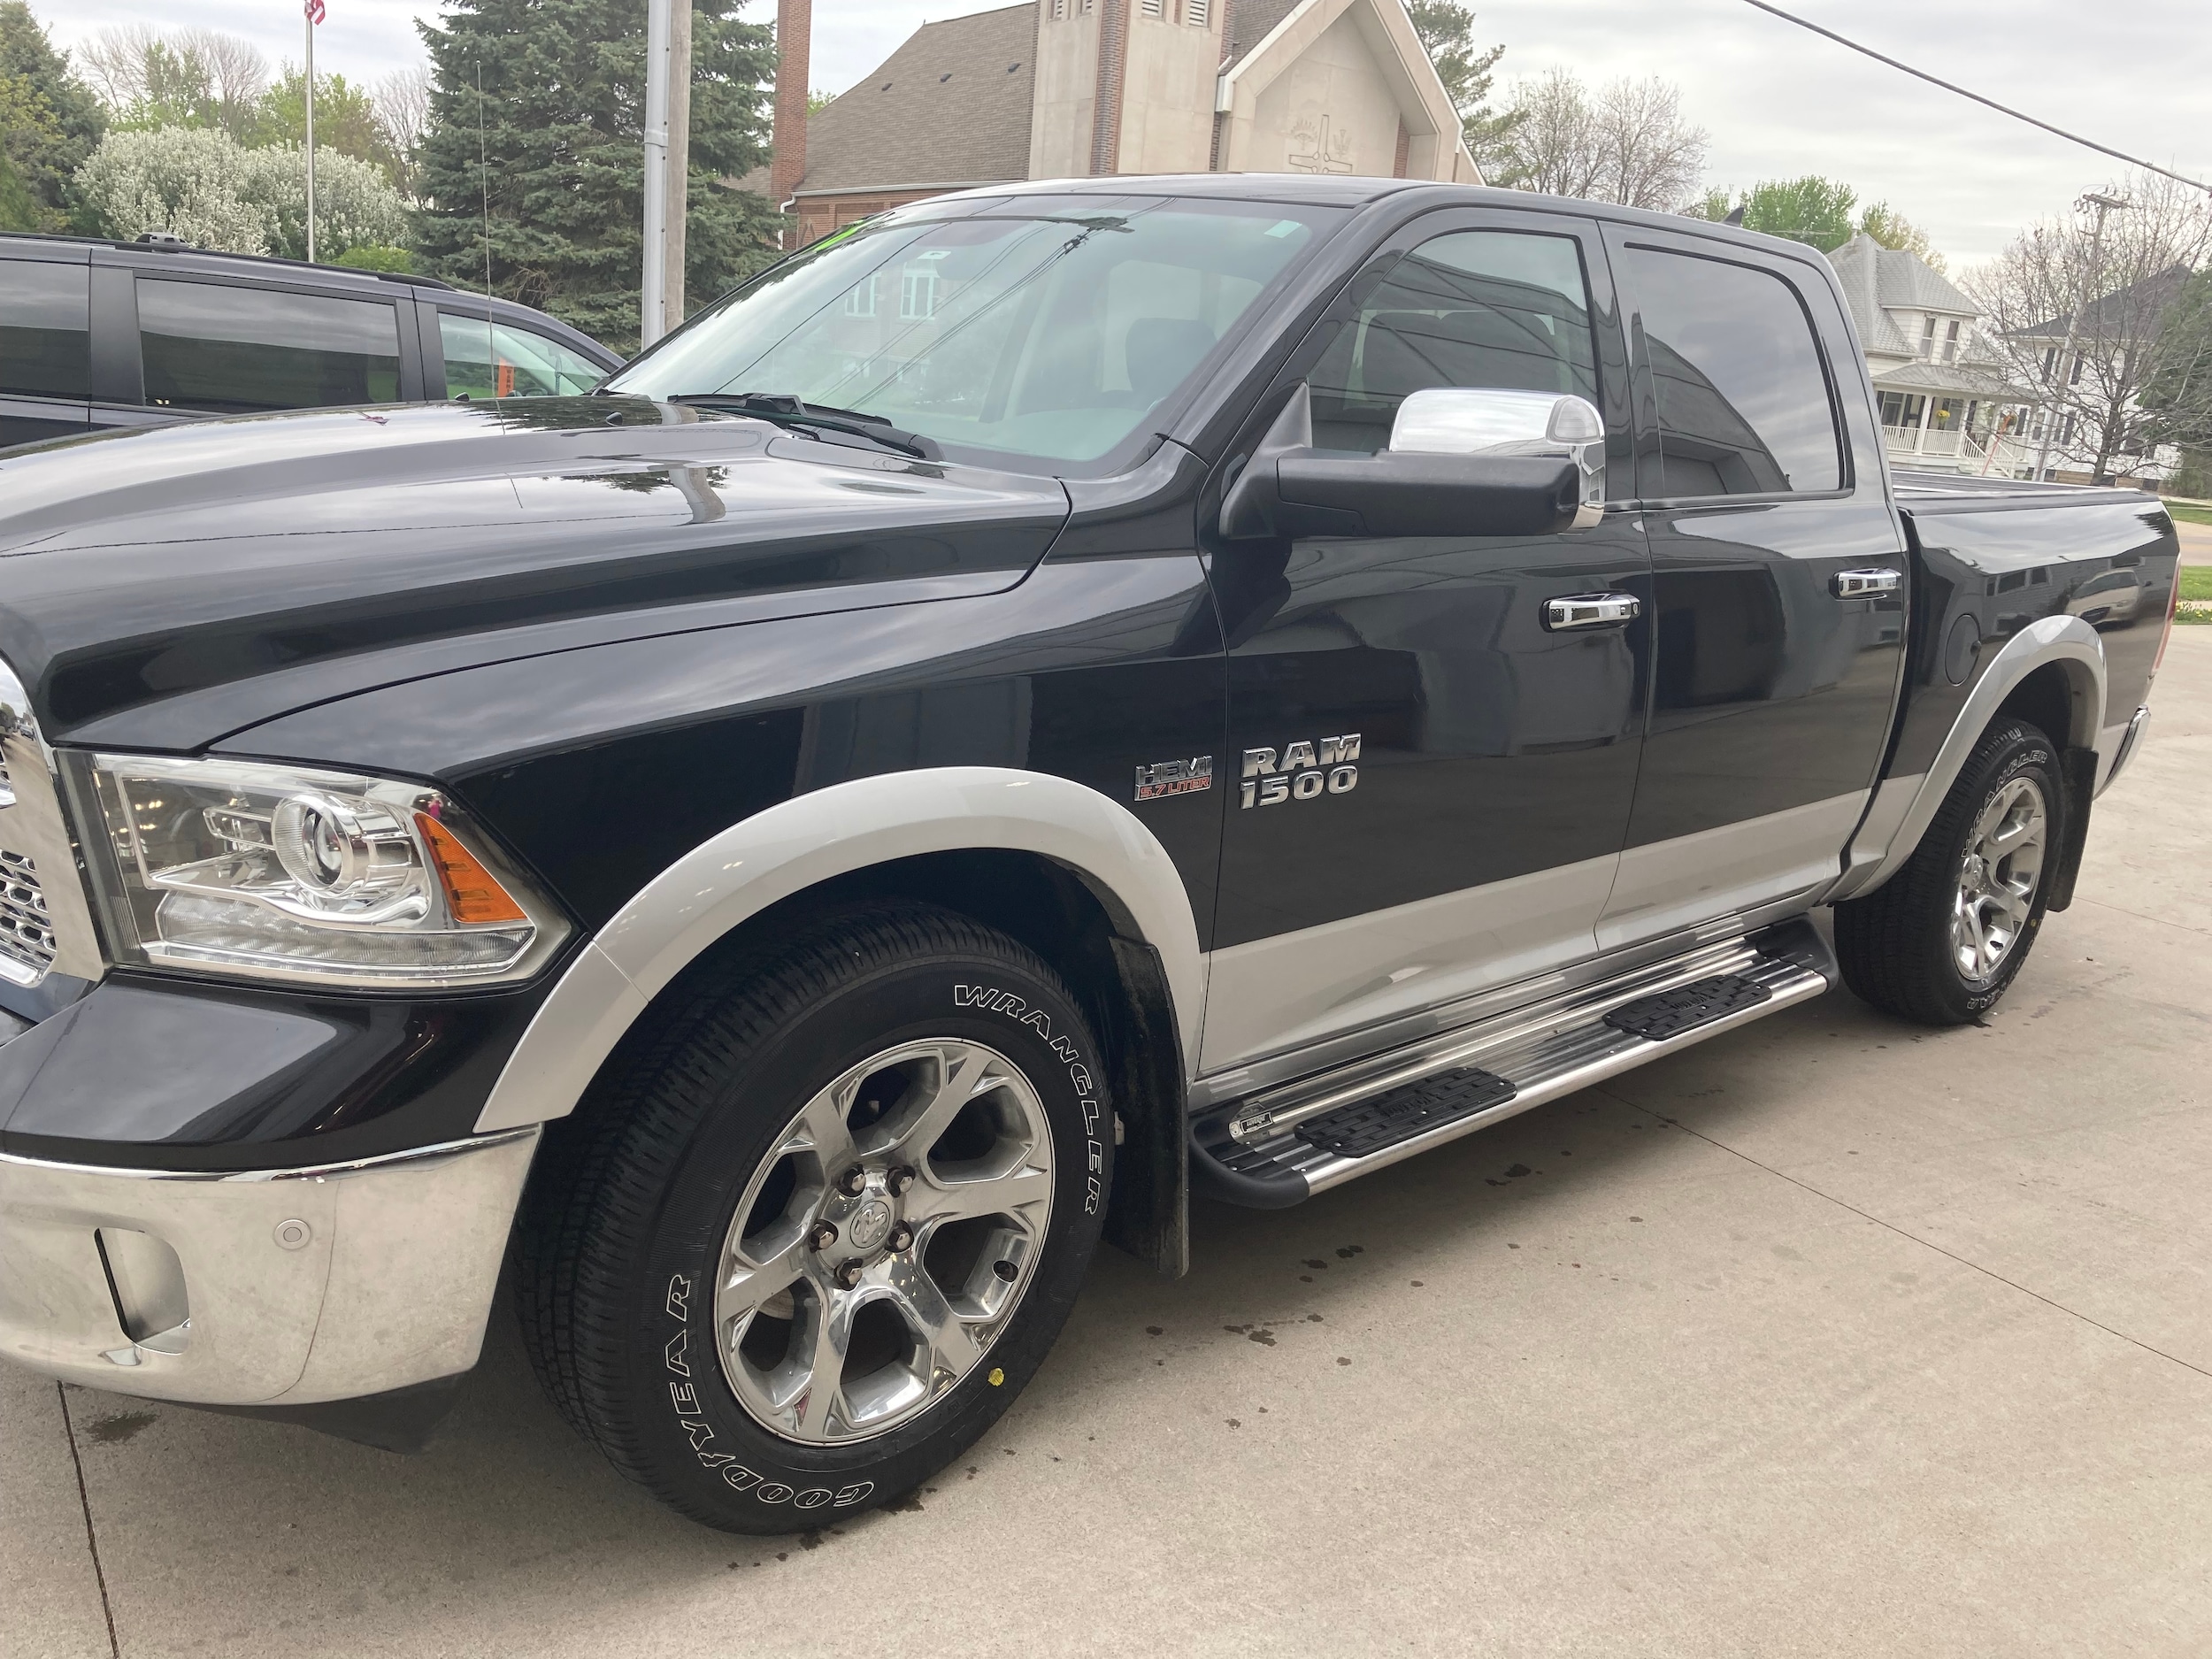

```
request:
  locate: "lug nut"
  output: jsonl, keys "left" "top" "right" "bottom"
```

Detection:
{"left": 886, "top": 1165, "right": 916, "bottom": 1196}
{"left": 809, "top": 1221, "right": 839, "bottom": 1252}
{"left": 833, "top": 1257, "right": 865, "bottom": 1289}
{"left": 887, "top": 1224, "right": 914, "bottom": 1253}
{"left": 836, "top": 1165, "right": 868, "bottom": 1197}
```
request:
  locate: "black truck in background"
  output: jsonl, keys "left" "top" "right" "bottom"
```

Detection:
{"left": 0, "top": 176, "right": 2177, "bottom": 1532}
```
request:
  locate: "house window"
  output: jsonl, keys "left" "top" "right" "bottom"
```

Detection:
{"left": 1942, "top": 319, "right": 1961, "bottom": 364}
{"left": 1930, "top": 397, "right": 1962, "bottom": 431}
{"left": 842, "top": 274, "right": 877, "bottom": 317}
{"left": 901, "top": 266, "right": 940, "bottom": 320}
{"left": 2042, "top": 346, "right": 2058, "bottom": 380}
{"left": 2068, "top": 351, "right": 2084, "bottom": 385}
{"left": 1921, "top": 316, "right": 1938, "bottom": 358}
{"left": 1878, "top": 391, "right": 1925, "bottom": 431}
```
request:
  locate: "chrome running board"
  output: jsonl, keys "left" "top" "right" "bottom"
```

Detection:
{"left": 1192, "top": 919, "right": 1832, "bottom": 1202}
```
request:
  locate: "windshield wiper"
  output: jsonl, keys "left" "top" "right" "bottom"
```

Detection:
{"left": 664, "top": 393, "right": 940, "bottom": 459}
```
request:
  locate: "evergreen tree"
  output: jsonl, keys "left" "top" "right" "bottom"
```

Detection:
{"left": 413, "top": 0, "right": 779, "bottom": 352}
{"left": 1405, "top": 2, "right": 1515, "bottom": 168}
{"left": 0, "top": 2, "right": 104, "bottom": 229}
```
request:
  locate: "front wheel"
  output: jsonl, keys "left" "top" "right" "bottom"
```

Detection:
{"left": 515, "top": 902, "right": 1111, "bottom": 1532}
{"left": 1835, "top": 718, "right": 2061, "bottom": 1025}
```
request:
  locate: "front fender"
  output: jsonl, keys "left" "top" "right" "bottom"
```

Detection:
{"left": 475, "top": 767, "right": 1207, "bottom": 1133}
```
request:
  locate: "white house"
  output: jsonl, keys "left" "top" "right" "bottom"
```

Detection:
{"left": 1827, "top": 233, "right": 2039, "bottom": 476}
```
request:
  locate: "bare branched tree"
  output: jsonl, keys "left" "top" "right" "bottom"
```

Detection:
{"left": 78, "top": 25, "right": 158, "bottom": 107}
{"left": 1494, "top": 69, "right": 1707, "bottom": 211}
{"left": 373, "top": 65, "right": 434, "bottom": 197}
{"left": 1964, "top": 171, "right": 2212, "bottom": 482}
{"left": 76, "top": 24, "right": 266, "bottom": 141}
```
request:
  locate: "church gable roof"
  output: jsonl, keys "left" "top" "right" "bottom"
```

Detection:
{"left": 793, "top": 4, "right": 1039, "bottom": 196}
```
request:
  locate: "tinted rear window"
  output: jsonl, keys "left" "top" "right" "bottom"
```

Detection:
{"left": 0, "top": 259, "right": 89, "bottom": 401}
{"left": 1625, "top": 248, "right": 1842, "bottom": 496}
{"left": 139, "top": 279, "right": 402, "bottom": 414}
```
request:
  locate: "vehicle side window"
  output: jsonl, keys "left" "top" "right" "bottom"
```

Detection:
{"left": 441, "top": 312, "right": 605, "bottom": 398}
{"left": 1306, "top": 229, "right": 1600, "bottom": 457}
{"left": 0, "top": 260, "right": 89, "bottom": 401}
{"left": 137, "top": 279, "right": 402, "bottom": 414}
{"left": 1622, "top": 247, "right": 1842, "bottom": 497}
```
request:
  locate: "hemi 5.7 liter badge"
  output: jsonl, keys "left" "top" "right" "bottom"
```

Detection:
{"left": 1134, "top": 756, "right": 1213, "bottom": 801}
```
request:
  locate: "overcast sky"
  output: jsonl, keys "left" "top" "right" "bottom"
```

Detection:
{"left": 38, "top": 0, "right": 2212, "bottom": 267}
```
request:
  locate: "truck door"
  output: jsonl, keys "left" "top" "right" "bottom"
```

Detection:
{"left": 1199, "top": 209, "right": 1650, "bottom": 1076}
{"left": 1598, "top": 225, "right": 1907, "bottom": 949}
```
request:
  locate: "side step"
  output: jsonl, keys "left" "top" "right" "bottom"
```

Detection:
{"left": 1191, "top": 922, "right": 1831, "bottom": 1205}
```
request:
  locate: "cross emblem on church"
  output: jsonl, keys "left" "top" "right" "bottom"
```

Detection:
{"left": 1287, "top": 113, "right": 1355, "bottom": 174}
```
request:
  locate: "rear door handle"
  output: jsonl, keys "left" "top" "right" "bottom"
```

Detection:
{"left": 1831, "top": 567, "right": 1902, "bottom": 598}
{"left": 1542, "top": 593, "right": 1641, "bottom": 631}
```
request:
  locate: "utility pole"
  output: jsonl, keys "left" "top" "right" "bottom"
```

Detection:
{"left": 304, "top": 0, "right": 323, "bottom": 263}
{"left": 641, "top": 0, "right": 672, "bottom": 346}
{"left": 663, "top": 2, "right": 692, "bottom": 333}
{"left": 2033, "top": 190, "right": 2129, "bottom": 483}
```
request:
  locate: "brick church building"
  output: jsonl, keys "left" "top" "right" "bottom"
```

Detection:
{"left": 762, "top": 0, "right": 1482, "bottom": 248}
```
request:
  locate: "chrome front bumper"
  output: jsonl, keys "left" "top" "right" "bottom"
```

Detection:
{"left": 0, "top": 1127, "right": 538, "bottom": 1405}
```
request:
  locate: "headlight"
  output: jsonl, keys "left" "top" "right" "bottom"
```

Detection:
{"left": 71, "top": 754, "right": 568, "bottom": 988}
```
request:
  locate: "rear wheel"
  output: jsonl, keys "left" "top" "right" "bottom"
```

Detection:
{"left": 516, "top": 902, "right": 1110, "bottom": 1532}
{"left": 1836, "top": 718, "right": 2060, "bottom": 1025}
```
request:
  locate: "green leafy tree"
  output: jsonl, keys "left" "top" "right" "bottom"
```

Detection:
{"left": 1404, "top": 2, "right": 1515, "bottom": 166}
{"left": 413, "top": 0, "right": 780, "bottom": 352}
{"left": 256, "top": 68, "right": 403, "bottom": 183}
{"left": 1858, "top": 201, "right": 1944, "bottom": 272}
{"left": 1738, "top": 175, "right": 1858, "bottom": 250}
{"left": 0, "top": 2, "right": 105, "bottom": 227}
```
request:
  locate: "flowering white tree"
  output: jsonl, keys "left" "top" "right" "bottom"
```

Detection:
{"left": 73, "top": 126, "right": 268, "bottom": 253}
{"left": 242, "top": 144, "right": 411, "bottom": 258}
{"left": 74, "top": 127, "right": 408, "bottom": 261}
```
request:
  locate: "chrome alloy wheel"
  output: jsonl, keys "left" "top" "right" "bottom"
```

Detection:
{"left": 1952, "top": 775, "right": 2048, "bottom": 983}
{"left": 713, "top": 1040, "right": 1054, "bottom": 1445}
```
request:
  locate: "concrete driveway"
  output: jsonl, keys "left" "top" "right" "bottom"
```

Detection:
{"left": 8, "top": 634, "right": 2208, "bottom": 1659}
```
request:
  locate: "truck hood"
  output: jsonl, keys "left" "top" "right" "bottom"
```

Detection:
{"left": 0, "top": 398, "right": 1069, "bottom": 749}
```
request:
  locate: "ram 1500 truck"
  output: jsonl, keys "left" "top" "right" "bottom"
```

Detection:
{"left": 0, "top": 177, "right": 2178, "bottom": 1533}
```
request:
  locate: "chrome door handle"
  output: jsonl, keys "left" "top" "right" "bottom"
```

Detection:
{"left": 1831, "top": 567, "right": 1901, "bottom": 599}
{"left": 1542, "top": 592, "right": 1641, "bottom": 631}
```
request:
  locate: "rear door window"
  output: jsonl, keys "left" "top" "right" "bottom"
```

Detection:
{"left": 440, "top": 312, "right": 605, "bottom": 399}
{"left": 138, "top": 279, "right": 403, "bottom": 413}
{"left": 0, "top": 259, "right": 90, "bottom": 401}
{"left": 1305, "top": 229, "right": 1600, "bottom": 455}
{"left": 1621, "top": 247, "right": 1842, "bottom": 496}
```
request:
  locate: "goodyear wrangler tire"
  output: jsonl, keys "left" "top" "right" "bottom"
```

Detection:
{"left": 515, "top": 902, "right": 1111, "bottom": 1533}
{"left": 1835, "top": 719, "right": 2061, "bottom": 1026}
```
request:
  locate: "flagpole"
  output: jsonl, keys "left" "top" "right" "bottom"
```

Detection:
{"left": 304, "top": 0, "right": 318, "bottom": 263}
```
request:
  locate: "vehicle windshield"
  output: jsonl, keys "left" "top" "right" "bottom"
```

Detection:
{"left": 607, "top": 196, "right": 1343, "bottom": 468}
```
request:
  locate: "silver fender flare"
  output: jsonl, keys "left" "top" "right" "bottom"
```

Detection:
{"left": 475, "top": 767, "right": 1206, "bottom": 1133}
{"left": 1828, "top": 615, "right": 2106, "bottom": 903}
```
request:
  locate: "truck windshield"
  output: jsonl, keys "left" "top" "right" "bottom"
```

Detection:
{"left": 607, "top": 196, "right": 1341, "bottom": 468}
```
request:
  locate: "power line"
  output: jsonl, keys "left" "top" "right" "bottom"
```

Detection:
{"left": 1738, "top": 0, "right": 2211, "bottom": 196}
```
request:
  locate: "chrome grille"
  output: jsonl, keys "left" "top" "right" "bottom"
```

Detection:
{"left": 0, "top": 849, "right": 58, "bottom": 979}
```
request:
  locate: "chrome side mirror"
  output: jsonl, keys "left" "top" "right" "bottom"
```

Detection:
{"left": 1388, "top": 389, "right": 1606, "bottom": 529}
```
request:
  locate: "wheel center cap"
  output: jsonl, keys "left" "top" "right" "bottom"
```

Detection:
{"left": 848, "top": 1196, "right": 893, "bottom": 1252}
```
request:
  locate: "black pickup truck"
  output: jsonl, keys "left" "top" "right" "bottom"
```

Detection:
{"left": 0, "top": 176, "right": 2178, "bottom": 1532}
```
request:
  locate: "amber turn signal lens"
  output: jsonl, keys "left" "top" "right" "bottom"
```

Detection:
{"left": 414, "top": 812, "right": 529, "bottom": 925}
